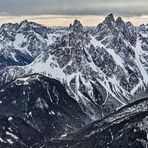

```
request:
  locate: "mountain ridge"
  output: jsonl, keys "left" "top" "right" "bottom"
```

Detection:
{"left": 1, "top": 14, "right": 148, "bottom": 119}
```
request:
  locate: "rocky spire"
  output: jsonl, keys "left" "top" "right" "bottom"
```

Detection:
{"left": 18, "top": 20, "right": 30, "bottom": 31}
{"left": 69, "top": 19, "right": 83, "bottom": 32}
{"left": 104, "top": 13, "right": 115, "bottom": 26}
{"left": 116, "top": 17, "right": 125, "bottom": 26}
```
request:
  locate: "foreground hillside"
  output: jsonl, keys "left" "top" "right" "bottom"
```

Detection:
{"left": 0, "top": 74, "right": 89, "bottom": 147}
{"left": 33, "top": 97, "right": 148, "bottom": 148}
{"left": 0, "top": 74, "right": 148, "bottom": 148}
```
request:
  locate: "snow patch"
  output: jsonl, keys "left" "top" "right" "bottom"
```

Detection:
{"left": 8, "top": 117, "right": 13, "bottom": 121}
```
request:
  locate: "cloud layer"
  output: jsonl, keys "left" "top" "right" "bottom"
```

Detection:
{"left": 0, "top": 0, "right": 148, "bottom": 16}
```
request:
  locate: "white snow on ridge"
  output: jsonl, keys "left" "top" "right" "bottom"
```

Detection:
{"left": 6, "top": 139, "right": 13, "bottom": 145}
{"left": 11, "top": 52, "right": 17, "bottom": 62}
{"left": 8, "top": 117, "right": 13, "bottom": 121}
{"left": 135, "top": 37, "right": 148, "bottom": 85}
{"left": 47, "top": 33, "right": 60, "bottom": 46}
{"left": 28, "top": 54, "right": 66, "bottom": 81}
{"left": 13, "top": 33, "right": 31, "bottom": 54}
{"left": 14, "top": 33, "right": 25, "bottom": 48}
{"left": 90, "top": 36, "right": 127, "bottom": 74}
{"left": 6, "top": 132, "right": 18, "bottom": 140}
{"left": 131, "top": 80, "right": 143, "bottom": 95}
{"left": 0, "top": 137, "right": 6, "bottom": 143}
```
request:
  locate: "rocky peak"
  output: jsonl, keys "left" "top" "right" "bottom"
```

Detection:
{"left": 126, "top": 21, "right": 134, "bottom": 27}
{"left": 115, "top": 17, "right": 126, "bottom": 35}
{"left": 18, "top": 19, "right": 31, "bottom": 31}
{"left": 105, "top": 13, "right": 114, "bottom": 20}
{"left": 116, "top": 17, "right": 125, "bottom": 28}
{"left": 69, "top": 19, "right": 83, "bottom": 32}
{"left": 104, "top": 13, "right": 116, "bottom": 28}
{"left": 20, "top": 19, "right": 29, "bottom": 26}
{"left": 59, "top": 19, "right": 88, "bottom": 48}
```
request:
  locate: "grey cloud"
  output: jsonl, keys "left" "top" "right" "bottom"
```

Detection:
{"left": 0, "top": 0, "right": 148, "bottom": 16}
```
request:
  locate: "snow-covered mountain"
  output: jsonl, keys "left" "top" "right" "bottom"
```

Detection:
{"left": 0, "top": 20, "right": 60, "bottom": 68}
{"left": 0, "top": 14, "right": 148, "bottom": 119}
{"left": 0, "top": 14, "right": 148, "bottom": 148}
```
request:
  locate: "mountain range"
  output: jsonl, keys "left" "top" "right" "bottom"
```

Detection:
{"left": 0, "top": 14, "right": 148, "bottom": 147}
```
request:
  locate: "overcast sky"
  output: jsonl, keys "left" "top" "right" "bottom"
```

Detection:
{"left": 0, "top": 0, "right": 148, "bottom": 26}
{"left": 0, "top": 0, "right": 148, "bottom": 16}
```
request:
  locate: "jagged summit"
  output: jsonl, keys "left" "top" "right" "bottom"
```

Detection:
{"left": 103, "top": 13, "right": 116, "bottom": 27}
{"left": 69, "top": 19, "right": 83, "bottom": 32}
{"left": 18, "top": 19, "right": 31, "bottom": 31}
{"left": 116, "top": 16, "right": 125, "bottom": 26}
{"left": 19, "top": 19, "right": 29, "bottom": 25}
{"left": 105, "top": 13, "right": 115, "bottom": 21}
{"left": 73, "top": 19, "right": 83, "bottom": 27}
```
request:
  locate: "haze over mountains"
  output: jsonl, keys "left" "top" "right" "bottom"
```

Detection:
{"left": 0, "top": 14, "right": 148, "bottom": 147}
